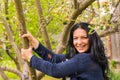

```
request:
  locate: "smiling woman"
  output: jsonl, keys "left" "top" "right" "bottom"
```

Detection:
{"left": 21, "top": 22, "right": 111, "bottom": 80}
{"left": 73, "top": 28, "right": 89, "bottom": 53}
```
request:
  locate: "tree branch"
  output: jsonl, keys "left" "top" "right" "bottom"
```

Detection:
{"left": 55, "top": 0, "right": 95, "bottom": 53}
{"left": 13, "top": 0, "right": 37, "bottom": 80}
{"left": 0, "top": 65, "right": 9, "bottom": 80}
{"left": 2, "top": 16, "right": 23, "bottom": 68}
{"left": 35, "top": 0, "right": 51, "bottom": 50}
{"left": 0, "top": 65, "right": 22, "bottom": 78}
{"left": 100, "top": 2, "right": 120, "bottom": 37}
{"left": 73, "top": 0, "right": 79, "bottom": 9}
{"left": 5, "top": 46, "right": 21, "bottom": 70}
{"left": 99, "top": 26, "right": 119, "bottom": 37}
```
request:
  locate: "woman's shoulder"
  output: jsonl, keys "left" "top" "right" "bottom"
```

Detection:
{"left": 74, "top": 53, "right": 93, "bottom": 62}
{"left": 75, "top": 53, "right": 91, "bottom": 57}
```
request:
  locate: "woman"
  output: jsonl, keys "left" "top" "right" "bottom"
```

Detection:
{"left": 21, "top": 22, "right": 110, "bottom": 80}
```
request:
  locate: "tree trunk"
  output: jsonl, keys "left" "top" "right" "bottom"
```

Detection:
{"left": 3, "top": 0, "right": 22, "bottom": 71}
{"left": 111, "top": 32, "right": 120, "bottom": 62}
{"left": 110, "top": 2, "right": 120, "bottom": 62}
{"left": 107, "top": 36, "right": 112, "bottom": 59}
{"left": 13, "top": 0, "right": 36, "bottom": 80}
{"left": 35, "top": 0, "right": 51, "bottom": 50}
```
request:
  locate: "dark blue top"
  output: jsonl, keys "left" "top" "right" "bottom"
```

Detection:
{"left": 30, "top": 43, "right": 103, "bottom": 80}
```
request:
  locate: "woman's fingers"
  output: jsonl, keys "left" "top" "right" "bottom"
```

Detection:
{"left": 21, "top": 32, "right": 34, "bottom": 41}
{"left": 21, "top": 46, "right": 32, "bottom": 61}
{"left": 21, "top": 32, "right": 31, "bottom": 38}
{"left": 20, "top": 32, "right": 39, "bottom": 49}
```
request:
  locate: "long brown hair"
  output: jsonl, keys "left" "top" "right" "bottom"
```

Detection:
{"left": 66, "top": 22, "right": 110, "bottom": 80}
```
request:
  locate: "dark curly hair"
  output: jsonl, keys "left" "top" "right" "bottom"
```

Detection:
{"left": 66, "top": 22, "right": 110, "bottom": 80}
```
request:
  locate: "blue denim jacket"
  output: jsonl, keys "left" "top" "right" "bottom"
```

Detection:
{"left": 30, "top": 43, "right": 103, "bottom": 80}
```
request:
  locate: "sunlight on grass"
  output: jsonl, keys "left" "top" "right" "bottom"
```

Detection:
{"left": 5, "top": 71, "right": 19, "bottom": 80}
{"left": 41, "top": 75, "right": 62, "bottom": 80}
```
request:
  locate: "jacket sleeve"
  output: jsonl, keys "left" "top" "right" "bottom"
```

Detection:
{"left": 33, "top": 43, "right": 66, "bottom": 63}
{"left": 30, "top": 54, "right": 92, "bottom": 78}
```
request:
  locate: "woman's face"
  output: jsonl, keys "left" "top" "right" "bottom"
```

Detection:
{"left": 73, "top": 28, "right": 90, "bottom": 53}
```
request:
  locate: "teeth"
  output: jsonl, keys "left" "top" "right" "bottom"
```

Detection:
{"left": 78, "top": 45, "right": 85, "bottom": 47}
{"left": 77, "top": 46, "right": 82, "bottom": 48}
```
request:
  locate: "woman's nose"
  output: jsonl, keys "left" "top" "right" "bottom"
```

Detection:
{"left": 77, "top": 38, "right": 82, "bottom": 44}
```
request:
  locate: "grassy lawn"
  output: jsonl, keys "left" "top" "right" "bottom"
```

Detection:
{"left": 42, "top": 75, "right": 62, "bottom": 80}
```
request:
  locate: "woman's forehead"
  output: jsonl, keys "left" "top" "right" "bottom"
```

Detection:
{"left": 73, "top": 28, "right": 87, "bottom": 36}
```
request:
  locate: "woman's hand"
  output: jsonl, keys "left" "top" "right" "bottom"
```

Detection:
{"left": 21, "top": 32, "right": 39, "bottom": 49}
{"left": 21, "top": 46, "right": 33, "bottom": 62}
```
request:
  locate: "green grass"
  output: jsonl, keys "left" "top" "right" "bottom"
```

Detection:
{"left": 42, "top": 75, "right": 62, "bottom": 80}
{"left": 110, "top": 69, "right": 120, "bottom": 80}
{"left": 0, "top": 72, "right": 19, "bottom": 80}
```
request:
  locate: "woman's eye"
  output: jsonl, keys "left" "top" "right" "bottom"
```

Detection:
{"left": 82, "top": 36, "right": 88, "bottom": 39}
{"left": 73, "top": 36, "right": 88, "bottom": 40}
{"left": 73, "top": 37, "right": 77, "bottom": 40}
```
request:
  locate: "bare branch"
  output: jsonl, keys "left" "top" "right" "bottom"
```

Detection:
{"left": 35, "top": 0, "right": 51, "bottom": 50}
{"left": 99, "top": 26, "right": 119, "bottom": 37}
{"left": 0, "top": 66, "right": 9, "bottom": 80}
{"left": 111, "top": 2, "right": 120, "bottom": 22}
{"left": 5, "top": 46, "right": 21, "bottom": 70}
{"left": 55, "top": 0, "right": 95, "bottom": 53}
{"left": 5, "top": 47, "right": 16, "bottom": 62}
{"left": 2, "top": 16, "right": 23, "bottom": 68}
{"left": 73, "top": 0, "right": 79, "bottom": 9}
{"left": 0, "top": 65, "right": 22, "bottom": 78}
{"left": 97, "top": 0, "right": 100, "bottom": 8}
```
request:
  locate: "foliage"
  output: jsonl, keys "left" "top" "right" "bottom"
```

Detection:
{"left": 0, "top": 0, "right": 120, "bottom": 79}
{"left": 110, "top": 70, "right": 120, "bottom": 80}
{"left": 110, "top": 60, "right": 117, "bottom": 69}
{"left": 0, "top": 60, "right": 19, "bottom": 80}
{"left": 0, "top": 0, "right": 116, "bottom": 48}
